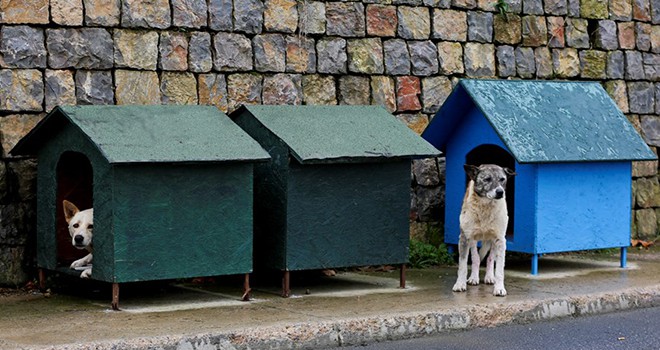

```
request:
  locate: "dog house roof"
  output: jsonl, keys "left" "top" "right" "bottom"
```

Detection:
{"left": 423, "top": 79, "right": 657, "bottom": 163}
{"left": 11, "top": 105, "right": 270, "bottom": 163}
{"left": 231, "top": 105, "right": 440, "bottom": 164}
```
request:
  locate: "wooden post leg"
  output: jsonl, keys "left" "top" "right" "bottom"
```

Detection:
{"left": 241, "top": 273, "right": 251, "bottom": 301}
{"left": 281, "top": 270, "right": 290, "bottom": 298}
{"left": 399, "top": 264, "right": 406, "bottom": 289}
{"left": 111, "top": 283, "right": 120, "bottom": 311}
{"left": 38, "top": 268, "right": 46, "bottom": 292}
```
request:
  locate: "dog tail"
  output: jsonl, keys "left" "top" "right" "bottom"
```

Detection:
{"left": 478, "top": 241, "right": 492, "bottom": 262}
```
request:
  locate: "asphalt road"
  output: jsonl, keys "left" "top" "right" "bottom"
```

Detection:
{"left": 337, "top": 306, "right": 660, "bottom": 350}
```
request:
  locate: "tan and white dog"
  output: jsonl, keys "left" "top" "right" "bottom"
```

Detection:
{"left": 453, "top": 164, "right": 515, "bottom": 297}
{"left": 63, "top": 200, "right": 93, "bottom": 278}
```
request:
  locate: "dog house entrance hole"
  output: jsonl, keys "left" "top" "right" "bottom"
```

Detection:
{"left": 465, "top": 144, "right": 515, "bottom": 240}
{"left": 56, "top": 151, "right": 93, "bottom": 267}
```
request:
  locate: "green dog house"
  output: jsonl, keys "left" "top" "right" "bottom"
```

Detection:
{"left": 231, "top": 105, "right": 439, "bottom": 296}
{"left": 11, "top": 105, "right": 270, "bottom": 309}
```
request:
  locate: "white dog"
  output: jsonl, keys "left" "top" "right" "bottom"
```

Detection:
{"left": 63, "top": 200, "right": 93, "bottom": 278}
{"left": 452, "top": 164, "right": 515, "bottom": 297}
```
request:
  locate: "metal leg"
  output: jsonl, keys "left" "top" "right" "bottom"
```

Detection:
{"left": 38, "top": 268, "right": 46, "bottom": 291}
{"left": 111, "top": 283, "right": 120, "bottom": 311}
{"left": 281, "top": 270, "right": 290, "bottom": 298}
{"left": 620, "top": 247, "right": 627, "bottom": 268}
{"left": 399, "top": 264, "right": 406, "bottom": 289}
{"left": 531, "top": 254, "right": 539, "bottom": 275}
{"left": 241, "top": 273, "right": 251, "bottom": 301}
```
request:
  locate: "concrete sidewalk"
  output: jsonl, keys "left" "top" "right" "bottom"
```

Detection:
{"left": 1, "top": 248, "right": 659, "bottom": 350}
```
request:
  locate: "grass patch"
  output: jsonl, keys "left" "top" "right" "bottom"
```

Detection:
{"left": 408, "top": 239, "right": 455, "bottom": 268}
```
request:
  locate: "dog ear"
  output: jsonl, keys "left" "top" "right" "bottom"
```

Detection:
{"left": 463, "top": 164, "right": 479, "bottom": 180}
{"left": 63, "top": 200, "right": 79, "bottom": 224}
{"left": 504, "top": 167, "right": 517, "bottom": 177}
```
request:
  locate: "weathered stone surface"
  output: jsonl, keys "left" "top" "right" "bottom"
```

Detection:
{"left": 367, "top": 5, "right": 397, "bottom": 37}
{"left": 652, "top": 26, "right": 660, "bottom": 53}
{"left": 515, "top": 47, "right": 536, "bottom": 78}
{"left": 653, "top": 0, "right": 660, "bottom": 23}
{"left": 452, "top": 0, "right": 476, "bottom": 9}
{"left": 265, "top": 0, "right": 298, "bottom": 33}
{"left": 159, "top": 32, "right": 189, "bottom": 71}
{"left": 84, "top": 0, "right": 120, "bottom": 26}
{"left": 552, "top": 48, "right": 580, "bottom": 77}
{"left": 635, "top": 208, "right": 658, "bottom": 239}
{"left": 618, "top": 22, "right": 636, "bottom": 49}
{"left": 547, "top": 16, "right": 565, "bottom": 48}
{"left": 633, "top": 0, "right": 652, "bottom": 21}
{"left": 347, "top": 38, "right": 384, "bottom": 74}
{"left": 263, "top": 74, "right": 302, "bottom": 105}
{"left": 384, "top": 39, "right": 411, "bottom": 75}
{"left": 545, "top": 0, "right": 568, "bottom": 14}
{"left": 286, "top": 36, "right": 316, "bottom": 73}
{"left": 412, "top": 158, "right": 440, "bottom": 187}
{"left": 579, "top": 50, "right": 607, "bottom": 79}
{"left": 496, "top": 45, "right": 516, "bottom": 77}
{"left": 75, "top": 70, "right": 113, "bottom": 105}
{"left": 339, "top": 76, "right": 370, "bottom": 105}
{"left": 114, "top": 70, "right": 161, "bottom": 105}
{"left": 0, "top": 245, "right": 29, "bottom": 285}
{"left": 438, "top": 42, "right": 464, "bottom": 75}
{"left": 0, "top": 0, "right": 49, "bottom": 24}
{"left": 637, "top": 23, "right": 652, "bottom": 51}
{"left": 394, "top": 0, "right": 423, "bottom": 5}
{"left": 398, "top": 6, "right": 430, "bottom": 40}
{"left": 371, "top": 76, "right": 396, "bottom": 113}
{"left": 396, "top": 76, "right": 422, "bottom": 111}
{"left": 122, "top": 0, "right": 171, "bottom": 29}
{"left": 467, "top": 11, "right": 492, "bottom": 43}
{"left": 523, "top": 0, "right": 544, "bottom": 14}
{"left": 52, "top": 0, "right": 84, "bottom": 25}
{"left": 414, "top": 185, "right": 443, "bottom": 222}
{"left": 421, "top": 76, "right": 452, "bottom": 114}
{"left": 0, "top": 69, "right": 43, "bottom": 112}
{"left": 656, "top": 83, "right": 660, "bottom": 112}
{"left": 408, "top": 41, "right": 438, "bottom": 76}
{"left": 189, "top": 32, "right": 212, "bottom": 73}
{"left": 0, "top": 26, "right": 46, "bottom": 68}
{"left": 634, "top": 158, "right": 658, "bottom": 177}
{"left": 47, "top": 28, "right": 113, "bottom": 69}
{"left": 626, "top": 50, "right": 646, "bottom": 79}
{"left": 637, "top": 177, "right": 660, "bottom": 208}
{"left": 610, "top": 0, "right": 633, "bottom": 20}
{"left": 254, "top": 34, "right": 286, "bottom": 72}
{"left": 568, "top": 0, "right": 581, "bottom": 16}
{"left": 298, "top": 1, "right": 325, "bottom": 35}
{"left": 209, "top": 0, "right": 232, "bottom": 31}
{"left": 172, "top": 0, "right": 207, "bottom": 28}
{"left": 628, "top": 81, "right": 655, "bottom": 113}
{"left": 327, "top": 2, "right": 365, "bottom": 37}
{"left": 397, "top": 113, "right": 430, "bottom": 137}
{"left": 45, "top": 70, "right": 76, "bottom": 112}
{"left": 493, "top": 14, "right": 521, "bottom": 45}
{"left": 581, "top": 0, "right": 609, "bottom": 18}
{"left": 199, "top": 73, "right": 228, "bottom": 112}
{"left": 227, "top": 73, "right": 262, "bottom": 112}
{"left": 641, "top": 114, "right": 660, "bottom": 145}
{"left": 566, "top": 18, "right": 590, "bottom": 48}
{"left": 0, "top": 115, "right": 42, "bottom": 157}
{"left": 608, "top": 51, "right": 625, "bottom": 79}
{"left": 234, "top": 0, "right": 264, "bottom": 34}
{"left": 643, "top": 53, "right": 660, "bottom": 80}
{"left": 522, "top": 16, "right": 548, "bottom": 46}
{"left": 464, "top": 42, "right": 495, "bottom": 77}
{"left": 213, "top": 33, "right": 253, "bottom": 71}
{"left": 535, "top": 47, "right": 554, "bottom": 78}
{"left": 604, "top": 80, "right": 629, "bottom": 113}
{"left": 160, "top": 72, "right": 198, "bottom": 105}
{"left": 114, "top": 29, "right": 159, "bottom": 70}
{"left": 317, "top": 38, "right": 347, "bottom": 74}
{"left": 302, "top": 75, "right": 336, "bottom": 105}
{"left": 433, "top": 10, "right": 467, "bottom": 42}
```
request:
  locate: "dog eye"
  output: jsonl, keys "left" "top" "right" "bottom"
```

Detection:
{"left": 499, "top": 177, "right": 506, "bottom": 182}
{"left": 73, "top": 223, "right": 79, "bottom": 228}
{"left": 483, "top": 177, "right": 492, "bottom": 182}
{"left": 88, "top": 224, "right": 93, "bottom": 230}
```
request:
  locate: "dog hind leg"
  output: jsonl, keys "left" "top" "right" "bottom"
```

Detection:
{"left": 452, "top": 234, "right": 470, "bottom": 292}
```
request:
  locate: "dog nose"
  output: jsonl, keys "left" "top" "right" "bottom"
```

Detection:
{"left": 74, "top": 235, "right": 84, "bottom": 244}
{"left": 495, "top": 189, "right": 504, "bottom": 198}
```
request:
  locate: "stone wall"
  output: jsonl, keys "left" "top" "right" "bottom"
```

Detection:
{"left": 1, "top": 0, "right": 659, "bottom": 285}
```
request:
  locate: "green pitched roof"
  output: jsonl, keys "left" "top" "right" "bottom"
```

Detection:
{"left": 235, "top": 105, "right": 440, "bottom": 164}
{"left": 424, "top": 79, "right": 656, "bottom": 163}
{"left": 11, "top": 105, "right": 270, "bottom": 163}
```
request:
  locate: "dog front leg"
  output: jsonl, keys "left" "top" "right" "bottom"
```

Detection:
{"left": 484, "top": 241, "right": 495, "bottom": 284}
{"left": 452, "top": 234, "right": 470, "bottom": 292}
{"left": 467, "top": 240, "right": 480, "bottom": 285}
{"left": 80, "top": 267, "right": 92, "bottom": 278}
{"left": 492, "top": 238, "right": 507, "bottom": 296}
{"left": 70, "top": 253, "right": 93, "bottom": 269}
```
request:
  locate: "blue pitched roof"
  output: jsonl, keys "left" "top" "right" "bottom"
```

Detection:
{"left": 422, "top": 79, "right": 657, "bottom": 163}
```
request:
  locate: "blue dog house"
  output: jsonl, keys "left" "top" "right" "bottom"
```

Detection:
{"left": 422, "top": 80, "right": 657, "bottom": 274}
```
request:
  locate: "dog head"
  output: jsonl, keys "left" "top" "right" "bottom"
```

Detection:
{"left": 464, "top": 164, "right": 516, "bottom": 200}
{"left": 63, "top": 200, "right": 94, "bottom": 250}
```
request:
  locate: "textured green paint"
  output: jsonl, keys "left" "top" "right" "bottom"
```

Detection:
{"left": 235, "top": 105, "right": 440, "bottom": 164}
{"left": 459, "top": 79, "right": 657, "bottom": 163}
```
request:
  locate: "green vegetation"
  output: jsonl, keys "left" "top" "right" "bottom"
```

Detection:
{"left": 408, "top": 240, "right": 455, "bottom": 268}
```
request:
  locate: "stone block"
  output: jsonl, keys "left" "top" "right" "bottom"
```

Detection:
{"left": 394, "top": 0, "right": 423, "bottom": 5}
{"left": 0, "top": 115, "right": 42, "bottom": 157}
{"left": 644, "top": 52, "right": 660, "bottom": 80}
{"left": 0, "top": 0, "right": 49, "bottom": 24}
{"left": 633, "top": 0, "right": 652, "bottom": 21}
{"left": 0, "top": 26, "right": 46, "bottom": 68}
{"left": 160, "top": 72, "right": 198, "bottom": 105}
{"left": 568, "top": 0, "right": 581, "bottom": 16}
{"left": 545, "top": 0, "right": 568, "bottom": 14}
{"left": 467, "top": 11, "right": 493, "bottom": 43}
{"left": 265, "top": 0, "right": 298, "bottom": 33}
{"left": 0, "top": 69, "right": 43, "bottom": 112}
{"left": 636, "top": 177, "right": 660, "bottom": 207}
{"left": 84, "top": 0, "right": 120, "bottom": 26}
{"left": 159, "top": 32, "right": 189, "bottom": 71}
{"left": 234, "top": 0, "right": 264, "bottom": 34}
{"left": 521, "top": 16, "right": 547, "bottom": 46}
{"left": 209, "top": 0, "right": 232, "bottom": 31}
{"left": 302, "top": 75, "right": 336, "bottom": 105}
{"left": 628, "top": 81, "right": 655, "bottom": 113}
{"left": 114, "top": 70, "right": 161, "bottom": 105}
{"left": 286, "top": 36, "right": 316, "bottom": 73}
{"left": 637, "top": 22, "right": 652, "bottom": 51}
{"left": 652, "top": 26, "right": 660, "bottom": 53}
{"left": 535, "top": 47, "right": 554, "bottom": 78}
{"left": 579, "top": 50, "right": 607, "bottom": 79}
{"left": 339, "top": 76, "right": 370, "bottom": 105}
{"left": 347, "top": 38, "right": 384, "bottom": 74}
{"left": 298, "top": 1, "right": 325, "bottom": 35}
{"left": 408, "top": 41, "right": 438, "bottom": 76}
{"left": 52, "top": 0, "right": 84, "bottom": 25}
{"left": 253, "top": 34, "right": 286, "bottom": 72}
{"left": 654, "top": 0, "right": 660, "bottom": 23}
{"left": 635, "top": 208, "right": 658, "bottom": 239}
{"left": 464, "top": 42, "right": 495, "bottom": 77}
{"left": 437, "top": 41, "right": 464, "bottom": 75}
{"left": 566, "top": 18, "right": 590, "bottom": 48}
{"left": 633, "top": 159, "right": 658, "bottom": 177}
{"left": 227, "top": 73, "right": 262, "bottom": 112}
{"left": 396, "top": 76, "right": 422, "bottom": 112}
{"left": 656, "top": 83, "right": 660, "bottom": 112}
{"left": 493, "top": 14, "right": 522, "bottom": 45}
{"left": 0, "top": 245, "right": 29, "bottom": 286}
{"left": 552, "top": 48, "right": 580, "bottom": 77}
{"left": 371, "top": 76, "right": 396, "bottom": 113}
{"left": 263, "top": 74, "right": 302, "bottom": 105}
{"left": 547, "top": 16, "right": 565, "bottom": 48}
{"left": 496, "top": 45, "right": 516, "bottom": 77}
{"left": 523, "top": 0, "right": 544, "bottom": 14}
{"left": 47, "top": 28, "right": 113, "bottom": 69}
{"left": 384, "top": 39, "right": 411, "bottom": 75}
{"left": 433, "top": 10, "right": 467, "bottom": 42}
{"left": 398, "top": 6, "right": 430, "bottom": 40}
{"left": 626, "top": 50, "right": 646, "bottom": 79}
{"left": 421, "top": 76, "right": 452, "bottom": 114}
{"left": 326, "top": 2, "right": 365, "bottom": 37}
{"left": 113, "top": 29, "right": 159, "bottom": 70}
{"left": 75, "top": 70, "right": 112, "bottom": 105}
{"left": 122, "top": 0, "right": 171, "bottom": 29}
{"left": 412, "top": 158, "right": 440, "bottom": 187}
{"left": 413, "top": 185, "right": 443, "bottom": 222}
{"left": 189, "top": 32, "right": 213, "bottom": 73}
{"left": 641, "top": 114, "right": 660, "bottom": 146}
{"left": 213, "top": 33, "right": 253, "bottom": 71}
{"left": 199, "top": 73, "right": 228, "bottom": 112}
{"left": 397, "top": 113, "right": 431, "bottom": 137}
{"left": 610, "top": 0, "right": 633, "bottom": 20}
{"left": 581, "top": 0, "right": 609, "bottom": 18}
{"left": 515, "top": 47, "right": 536, "bottom": 78}
{"left": 367, "top": 5, "right": 397, "bottom": 37}
{"left": 317, "top": 38, "right": 347, "bottom": 74}
{"left": 608, "top": 50, "right": 626, "bottom": 79}
{"left": 604, "top": 80, "right": 629, "bottom": 113}
{"left": 45, "top": 70, "right": 76, "bottom": 112}
{"left": 172, "top": 0, "right": 208, "bottom": 28}
{"left": 618, "top": 22, "right": 636, "bottom": 49}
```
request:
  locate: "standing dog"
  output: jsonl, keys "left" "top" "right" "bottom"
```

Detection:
{"left": 63, "top": 200, "right": 93, "bottom": 278}
{"left": 453, "top": 164, "right": 515, "bottom": 296}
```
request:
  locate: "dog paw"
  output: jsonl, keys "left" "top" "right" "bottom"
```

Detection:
{"left": 452, "top": 282, "right": 467, "bottom": 292}
{"left": 70, "top": 259, "right": 84, "bottom": 269}
{"left": 467, "top": 277, "right": 479, "bottom": 286}
{"left": 484, "top": 275, "right": 495, "bottom": 285}
{"left": 493, "top": 286, "right": 507, "bottom": 297}
{"left": 80, "top": 268, "right": 92, "bottom": 279}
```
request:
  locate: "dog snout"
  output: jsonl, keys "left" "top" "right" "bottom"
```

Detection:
{"left": 74, "top": 235, "right": 84, "bottom": 245}
{"left": 495, "top": 188, "right": 504, "bottom": 199}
